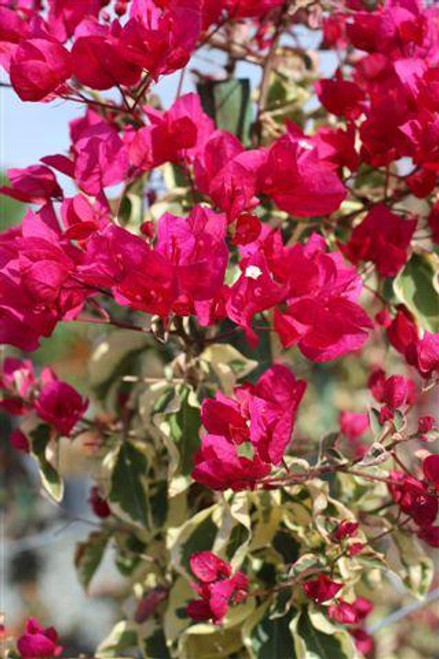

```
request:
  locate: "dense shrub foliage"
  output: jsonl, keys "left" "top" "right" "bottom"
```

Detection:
{"left": 1, "top": 0, "right": 438, "bottom": 656}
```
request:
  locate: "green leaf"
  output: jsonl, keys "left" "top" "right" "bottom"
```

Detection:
{"left": 96, "top": 621, "right": 138, "bottom": 659}
{"left": 89, "top": 329, "right": 151, "bottom": 403}
{"left": 109, "top": 441, "right": 148, "bottom": 524}
{"left": 292, "top": 609, "right": 353, "bottom": 659}
{"left": 289, "top": 554, "right": 323, "bottom": 580}
{"left": 116, "top": 175, "right": 145, "bottom": 228}
{"left": 197, "top": 78, "right": 253, "bottom": 143}
{"left": 393, "top": 409, "right": 406, "bottom": 432}
{"left": 170, "top": 505, "right": 219, "bottom": 578}
{"left": 167, "top": 385, "right": 201, "bottom": 476}
{"left": 391, "top": 531, "right": 434, "bottom": 597}
{"left": 202, "top": 343, "right": 258, "bottom": 395}
{"left": 30, "top": 425, "right": 64, "bottom": 502}
{"left": 114, "top": 534, "right": 146, "bottom": 576}
{"left": 75, "top": 530, "right": 110, "bottom": 590}
{"left": 318, "top": 433, "right": 347, "bottom": 466}
{"left": 394, "top": 253, "right": 439, "bottom": 332}
{"left": 243, "top": 601, "right": 297, "bottom": 659}
{"left": 143, "top": 626, "right": 171, "bottom": 659}
{"left": 368, "top": 408, "right": 383, "bottom": 438}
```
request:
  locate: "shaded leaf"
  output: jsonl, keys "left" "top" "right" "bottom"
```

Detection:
{"left": 109, "top": 441, "right": 148, "bottom": 524}
{"left": 394, "top": 253, "right": 439, "bottom": 332}
{"left": 75, "top": 530, "right": 110, "bottom": 590}
{"left": 30, "top": 425, "right": 64, "bottom": 502}
{"left": 292, "top": 609, "right": 353, "bottom": 659}
{"left": 167, "top": 385, "right": 201, "bottom": 476}
{"left": 197, "top": 78, "right": 252, "bottom": 143}
{"left": 96, "top": 621, "right": 138, "bottom": 659}
{"left": 243, "top": 601, "right": 297, "bottom": 659}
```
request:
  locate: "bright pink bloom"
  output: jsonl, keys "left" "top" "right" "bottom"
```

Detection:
{"left": 260, "top": 127, "right": 347, "bottom": 217}
{"left": 0, "top": 210, "right": 87, "bottom": 350}
{"left": 415, "top": 332, "right": 439, "bottom": 378}
{"left": 352, "top": 597, "right": 374, "bottom": 621}
{"left": 190, "top": 552, "right": 232, "bottom": 583}
{"left": 399, "top": 111, "right": 439, "bottom": 170}
{"left": 375, "top": 309, "right": 392, "bottom": 328}
{"left": 387, "top": 307, "right": 419, "bottom": 356}
{"left": 201, "top": 365, "right": 306, "bottom": 466}
{"left": 339, "top": 411, "right": 369, "bottom": 459}
{"left": 232, "top": 214, "right": 262, "bottom": 246}
{"left": 418, "top": 525, "right": 439, "bottom": 548}
{"left": 359, "top": 96, "right": 406, "bottom": 168}
{"left": 322, "top": 13, "right": 348, "bottom": 49}
{"left": 121, "top": 0, "right": 201, "bottom": 79}
{"left": 0, "top": 357, "right": 35, "bottom": 399}
{"left": 0, "top": 358, "right": 34, "bottom": 415}
{"left": 194, "top": 131, "right": 265, "bottom": 221}
{"left": 225, "top": 0, "right": 284, "bottom": 18}
{"left": 342, "top": 204, "right": 417, "bottom": 277}
{"left": 71, "top": 111, "right": 129, "bottom": 195}
{"left": 226, "top": 249, "right": 284, "bottom": 346}
{"left": 201, "top": 393, "right": 249, "bottom": 445}
{"left": 418, "top": 415, "right": 436, "bottom": 434}
{"left": 129, "top": 93, "right": 214, "bottom": 170}
{"left": 240, "top": 364, "right": 307, "bottom": 465}
{"left": 156, "top": 206, "right": 228, "bottom": 312}
{"left": 303, "top": 574, "right": 342, "bottom": 605}
{"left": 369, "top": 372, "right": 416, "bottom": 409}
{"left": 17, "top": 617, "right": 62, "bottom": 659}
{"left": 71, "top": 21, "right": 141, "bottom": 91}
{"left": 10, "top": 38, "right": 71, "bottom": 101}
{"left": 47, "top": 0, "right": 102, "bottom": 42}
{"left": 80, "top": 205, "right": 227, "bottom": 321}
{"left": 34, "top": 369, "right": 88, "bottom": 437}
{"left": 346, "top": 2, "right": 426, "bottom": 55}
{"left": 315, "top": 75, "right": 365, "bottom": 119}
{"left": 423, "top": 455, "right": 439, "bottom": 490}
{"left": 228, "top": 231, "right": 372, "bottom": 357}
{"left": 0, "top": 7, "right": 30, "bottom": 71}
{"left": 0, "top": 165, "right": 62, "bottom": 204}
{"left": 191, "top": 434, "right": 271, "bottom": 491}
{"left": 350, "top": 628, "right": 374, "bottom": 656}
{"left": 406, "top": 167, "right": 437, "bottom": 199}
{"left": 333, "top": 520, "right": 359, "bottom": 542}
{"left": 272, "top": 235, "right": 373, "bottom": 361}
{"left": 368, "top": 368, "right": 417, "bottom": 410}
{"left": 10, "top": 429, "right": 30, "bottom": 453}
{"left": 313, "top": 125, "right": 359, "bottom": 173}
{"left": 187, "top": 552, "right": 248, "bottom": 624}
{"left": 339, "top": 412, "right": 369, "bottom": 441}
{"left": 79, "top": 223, "right": 176, "bottom": 318}
{"left": 389, "top": 471, "right": 438, "bottom": 527}
{"left": 328, "top": 600, "right": 359, "bottom": 625}
{"left": 348, "top": 543, "right": 366, "bottom": 557}
{"left": 61, "top": 194, "right": 109, "bottom": 241}
{"left": 388, "top": 318, "right": 439, "bottom": 378}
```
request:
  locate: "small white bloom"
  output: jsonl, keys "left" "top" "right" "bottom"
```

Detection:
{"left": 245, "top": 265, "right": 263, "bottom": 280}
{"left": 298, "top": 139, "right": 313, "bottom": 151}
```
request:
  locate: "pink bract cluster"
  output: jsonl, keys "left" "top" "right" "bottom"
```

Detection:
{"left": 193, "top": 364, "right": 306, "bottom": 489}
{"left": 16, "top": 618, "right": 63, "bottom": 659}
{"left": 186, "top": 551, "right": 249, "bottom": 624}
{"left": 0, "top": 357, "right": 88, "bottom": 446}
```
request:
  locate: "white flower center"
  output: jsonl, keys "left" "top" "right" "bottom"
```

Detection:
{"left": 245, "top": 265, "right": 263, "bottom": 280}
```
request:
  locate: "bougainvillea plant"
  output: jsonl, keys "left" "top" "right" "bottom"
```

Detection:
{"left": 1, "top": 0, "right": 438, "bottom": 656}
